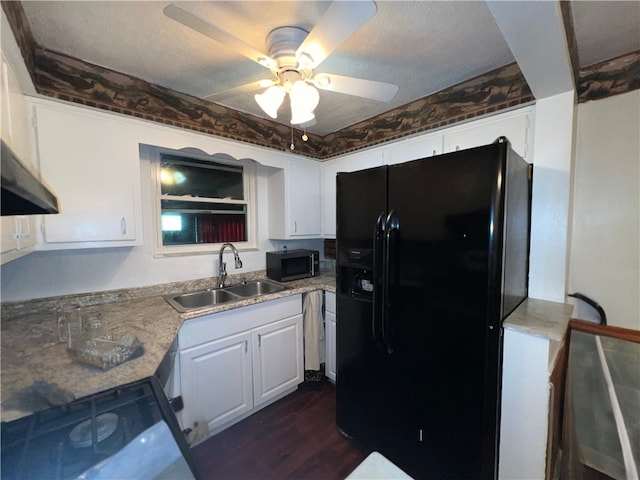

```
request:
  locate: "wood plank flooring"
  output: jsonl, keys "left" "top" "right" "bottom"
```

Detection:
{"left": 192, "top": 380, "right": 371, "bottom": 479}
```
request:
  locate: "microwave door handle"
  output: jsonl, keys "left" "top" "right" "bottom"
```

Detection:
{"left": 310, "top": 254, "right": 315, "bottom": 276}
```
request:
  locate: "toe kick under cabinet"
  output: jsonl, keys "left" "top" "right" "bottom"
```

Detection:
{"left": 175, "top": 295, "right": 303, "bottom": 441}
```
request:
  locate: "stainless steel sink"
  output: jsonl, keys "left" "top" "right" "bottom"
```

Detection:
{"left": 164, "top": 288, "right": 241, "bottom": 313}
{"left": 224, "top": 280, "right": 287, "bottom": 297}
{"left": 164, "top": 280, "right": 288, "bottom": 312}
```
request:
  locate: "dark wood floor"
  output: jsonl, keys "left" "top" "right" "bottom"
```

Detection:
{"left": 192, "top": 380, "right": 371, "bottom": 479}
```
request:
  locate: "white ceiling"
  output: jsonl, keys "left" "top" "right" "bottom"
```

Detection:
{"left": 19, "top": 1, "right": 640, "bottom": 136}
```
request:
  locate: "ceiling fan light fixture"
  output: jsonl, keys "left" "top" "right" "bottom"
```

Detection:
{"left": 289, "top": 80, "right": 320, "bottom": 113}
{"left": 257, "top": 57, "right": 277, "bottom": 70}
{"left": 255, "top": 85, "right": 286, "bottom": 119}
{"left": 290, "top": 109, "right": 315, "bottom": 125}
{"left": 296, "top": 51, "right": 315, "bottom": 69}
{"left": 313, "top": 75, "right": 331, "bottom": 89}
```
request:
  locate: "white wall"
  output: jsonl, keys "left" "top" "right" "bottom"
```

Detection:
{"left": 0, "top": 150, "right": 322, "bottom": 301}
{"left": 568, "top": 90, "right": 640, "bottom": 330}
{"left": 0, "top": 97, "right": 323, "bottom": 302}
{"left": 528, "top": 91, "right": 576, "bottom": 302}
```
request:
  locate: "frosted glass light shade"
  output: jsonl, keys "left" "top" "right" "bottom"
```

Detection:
{"left": 290, "top": 109, "right": 315, "bottom": 125}
{"left": 255, "top": 86, "right": 285, "bottom": 119}
{"left": 290, "top": 81, "right": 320, "bottom": 112}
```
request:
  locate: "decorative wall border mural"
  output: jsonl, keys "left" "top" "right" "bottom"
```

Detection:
{"left": 319, "top": 63, "right": 533, "bottom": 158}
{"left": 2, "top": 1, "right": 638, "bottom": 161}
{"left": 578, "top": 51, "right": 640, "bottom": 103}
{"left": 33, "top": 47, "right": 325, "bottom": 158}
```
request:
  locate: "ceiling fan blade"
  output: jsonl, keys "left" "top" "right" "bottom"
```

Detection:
{"left": 313, "top": 74, "right": 398, "bottom": 102}
{"left": 204, "top": 80, "right": 276, "bottom": 102}
{"left": 296, "top": 0, "right": 376, "bottom": 69}
{"left": 164, "top": 4, "right": 276, "bottom": 69}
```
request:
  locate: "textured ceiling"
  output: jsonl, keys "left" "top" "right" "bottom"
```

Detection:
{"left": 18, "top": 1, "right": 640, "bottom": 136}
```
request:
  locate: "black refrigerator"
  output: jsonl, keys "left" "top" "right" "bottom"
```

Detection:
{"left": 335, "top": 137, "right": 531, "bottom": 479}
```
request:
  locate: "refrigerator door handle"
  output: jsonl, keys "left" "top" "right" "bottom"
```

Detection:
{"left": 372, "top": 211, "right": 386, "bottom": 348}
{"left": 382, "top": 210, "right": 400, "bottom": 353}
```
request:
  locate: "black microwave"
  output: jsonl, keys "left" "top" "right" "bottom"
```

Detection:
{"left": 266, "top": 249, "right": 320, "bottom": 282}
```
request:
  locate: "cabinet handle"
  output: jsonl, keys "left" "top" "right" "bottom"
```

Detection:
{"left": 455, "top": 145, "right": 460, "bottom": 151}
{"left": 244, "top": 340, "right": 248, "bottom": 353}
{"left": 13, "top": 217, "right": 20, "bottom": 242}
{"left": 20, "top": 216, "right": 30, "bottom": 240}
{"left": 432, "top": 149, "right": 436, "bottom": 156}
{"left": 121, "top": 217, "right": 126, "bottom": 235}
{"left": 257, "top": 334, "right": 262, "bottom": 348}
{"left": 293, "top": 220, "right": 297, "bottom": 233}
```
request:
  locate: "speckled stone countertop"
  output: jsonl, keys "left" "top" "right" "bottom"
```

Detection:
{"left": 1, "top": 272, "right": 335, "bottom": 422}
{"left": 503, "top": 297, "right": 574, "bottom": 370}
{"left": 2, "top": 275, "right": 571, "bottom": 422}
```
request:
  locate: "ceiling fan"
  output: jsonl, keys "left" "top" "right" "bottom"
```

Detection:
{"left": 163, "top": 1, "right": 399, "bottom": 125}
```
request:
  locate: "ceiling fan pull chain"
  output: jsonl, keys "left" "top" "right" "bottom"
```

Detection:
{"left": 290, "top": 125, "right": 295, "bottom": 151}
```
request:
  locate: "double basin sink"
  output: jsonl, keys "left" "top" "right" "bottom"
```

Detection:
{"left": 164, "top": 279, "right": 288, "bottom": 313}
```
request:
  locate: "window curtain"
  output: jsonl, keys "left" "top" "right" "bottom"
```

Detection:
{"left": 197, "top": 215, "right": 245, "bottom": 243}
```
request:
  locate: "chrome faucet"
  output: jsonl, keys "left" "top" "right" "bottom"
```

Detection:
{"left": 218, "top": 243, "right": 243, "bottom": 288}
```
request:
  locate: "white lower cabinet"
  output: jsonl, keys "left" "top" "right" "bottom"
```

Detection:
{"left": 176, "top": 295, "right": 303, "bottom": 440}
{"left": 252, "top": 316, "right": 303, "bottom": 407}
{"left": 1, "top": 215, "right": 37, "bottom": 264}
{"left": 179, "top": 331, "right": 253, "bottom": 434}
{"left": 324, "top": 291, "right": 336, "bottom": 383}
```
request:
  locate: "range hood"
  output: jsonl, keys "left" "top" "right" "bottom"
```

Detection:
{"left": 1, "top": 139, "right": 59, "bottom": 215}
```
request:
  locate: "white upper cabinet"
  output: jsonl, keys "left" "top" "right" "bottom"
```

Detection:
{"left": 30, "top": 99, "right": 143, "bottom": 249}
{"left": 321, "top": 149, "right": 385, "bottom": 237}
{"left": 268, "top": 158, "right": 321, "bottom": 239}
{"left": 384, "top": 132, "right": 444, "bottom": 165}
{"left": 443, "top": 108, "right": 533, "bottom": 160}
{"left": 320, "top": 107, "right": 533, "bottom": 238}
{"left": 1, "top": 53, "right": 33, "bottom": 166}
{"left": 0, "top": 53, "right": 38, "bottom": 264}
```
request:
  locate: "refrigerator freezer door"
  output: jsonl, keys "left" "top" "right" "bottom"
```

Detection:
{"left": 336, "top": 166, "right": 388, "bottom": 442}
{"left": 336, "top": 140, "right": 531, "bottom": 480}
{"left": 384, "top": 144, "right": 506, "bottom": 478}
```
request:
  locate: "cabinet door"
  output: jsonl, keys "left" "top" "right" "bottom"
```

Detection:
{"left": 288, "top": 159, "right": 321, "bottom": 236}
{"left": 252, "top": 315, "right": 303, "bottom": 407}
{"left": 384, "top": 133, "right": 444, "bottom": 165}
{"left": 33, "top": 101, "right": 142, "bottom": 247}
{"left": 325, "top": 310, "right": 336, "bottom": 383}
{"left": 324, "top": 291, "right": 336, "bottom": 382}
{"left": 321, "top": 150, "right": 385, "bottom": 237}
{"left": 180, "top": 331, "right": 253, "bottom": 434}
{"left": 1, "top": 215, "right": 36, "bottom": 264}
{"left": 443, "top": 110, "right": 531, "bottom": 160}
{"left": 1, "top": 53, "right": 33, "bottom": 166}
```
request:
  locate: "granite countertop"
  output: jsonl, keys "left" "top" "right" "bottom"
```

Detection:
{"left": 503, "top": 297, "right": 574, "bottom": 370}
{"left": 1, "top": 273, "right": 335, "bottom": 422}
{"left": 1, "top": 273, "right": 571, "bottom": 422}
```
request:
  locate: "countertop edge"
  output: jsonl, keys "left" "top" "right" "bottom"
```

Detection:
{"left": 1, "top": 276, "right": 335, "bottom": 422}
